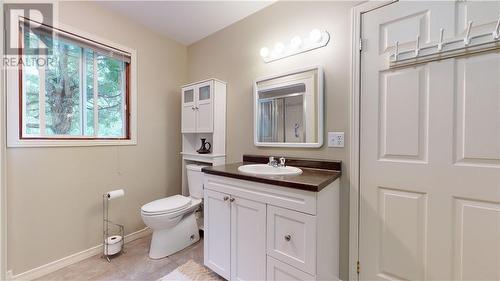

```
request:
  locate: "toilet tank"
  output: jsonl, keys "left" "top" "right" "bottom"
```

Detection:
{"left": 186, "top": 164, "right": 208, "bottom": 199}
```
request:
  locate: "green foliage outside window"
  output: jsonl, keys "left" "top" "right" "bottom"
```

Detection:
{"left": 22, "top": 29, "right": 127, "bottom": 138}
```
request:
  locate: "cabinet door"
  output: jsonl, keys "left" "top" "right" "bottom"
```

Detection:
{"left": 204, "top": 189, "right": 231, "bottom": 280}
{"left": 181, "top": 87, "right": 196, "bottom": 132}
{"left": 230, "top": 196, "right": 266, "bottom": 281}
{"left": 195, "top": 82, "right": 213, "bottom": 132}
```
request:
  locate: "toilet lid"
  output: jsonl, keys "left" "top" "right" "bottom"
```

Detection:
{"left": 141, "top": 195, "right": 191, "bottom": 214}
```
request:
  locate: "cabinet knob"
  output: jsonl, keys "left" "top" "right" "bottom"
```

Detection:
{"left": 284, "top": 234, "right": 291, "bottom": 241}
{"left": 191, "top": 106, "right": 195, "bottom": 110}
{"left": 223, "top": 196, "right": 229, "bottom": 201}
{"left": 229, "top": 197, "right": 235, "bottom": 202}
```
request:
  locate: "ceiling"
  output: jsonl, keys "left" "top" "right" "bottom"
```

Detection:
{"left": 99, "top": 1, "right": 274, "bottom": 45}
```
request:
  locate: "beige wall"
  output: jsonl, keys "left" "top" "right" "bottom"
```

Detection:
{"left": 187, "top": 1, "right": 358, "bottom": 279}
{"left": 6, "top": 1, "right": 187, "bottom": 274}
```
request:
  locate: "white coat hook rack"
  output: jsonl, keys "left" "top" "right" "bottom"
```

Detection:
{"left": 438, "top": 28, "right": 445, "bottom": 51}
{"left": 393, "top": 40, "right": 399, "bottom": 60}
{"left": 390, "top": 19, "right": 500, "bottom": 68}
{"left": 464, "top": 21, "right": 473, "bottom": 46}
{"left": 415, "top": 35, "right": 420, "bottom": 56}
{"left": 493, "top": 15, "right": 500, "bottom": 40}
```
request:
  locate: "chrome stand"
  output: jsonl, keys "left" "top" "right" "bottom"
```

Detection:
{"left": 102, "top": 194, "right": 125, "bottom": 262}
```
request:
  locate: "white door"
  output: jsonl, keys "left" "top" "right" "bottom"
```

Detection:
{"left": 360, "top": 1, "right": 500, "bottom": 280}
{"left": 196, "top": 82, "right": 214, "bottom": 133}
{"left": 181, "top": 86, "right": 196, "bottom": 133}
{"left": 204, "top": 190, "right": 231, "bottom": 280}
{"left": 230, "top": 196, "right": 266, "bottom": 281}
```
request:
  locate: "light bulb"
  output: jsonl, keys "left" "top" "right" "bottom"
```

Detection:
{"left": 309, "top": 29, "right": 322, "bottom": 43}
{"left": 260, "top": 47, "right": 270, "bottom": 58}
{"left": 274, "top": 42, "right": 285, "bottom": 54}
{"left": 290, "top": 36, "right": 302, "bottom": 49}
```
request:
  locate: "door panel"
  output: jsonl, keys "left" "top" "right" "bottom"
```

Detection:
{"left": 379, "top": 67, "right": 428, "bottom": 162}
{"left": 360, "top": 1, "right": 500, "bottom": 280}
{"left": 454, "top": 198, "right": 500, "bottom": 280}
{"left": 455, "top": 54, "right": 500, "bottom": 166}
{"left": 230, "top": 196, "right": 266, "bottom": 281}
{"left": 377, "top": 188, "right": 427, "bottom": 281}
{"left": 204, "top": 189, "right": 231, "bottom": 280}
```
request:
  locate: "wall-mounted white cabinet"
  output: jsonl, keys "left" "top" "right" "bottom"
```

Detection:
{"left": 204, "top": 175, "right": 339, "bottom": 281}
{"left": 182, "top": 79, "right": 225, "bottom": 133}
{"left": 180, "top": 78, "right": 226, "bottom": 197}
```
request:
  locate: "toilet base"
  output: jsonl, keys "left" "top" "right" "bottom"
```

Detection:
{"left": 148, "top": 212, "right": 200, "bottom": 259}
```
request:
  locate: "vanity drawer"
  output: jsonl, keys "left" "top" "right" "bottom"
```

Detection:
{"left": 267, "top": 205, "right": 316, "bottom": 275}
{"left": 267, "top": 256, "right": 315, "bottom": 281}
{"left": 204, "top": 175, "right": 317, "bottom": 215}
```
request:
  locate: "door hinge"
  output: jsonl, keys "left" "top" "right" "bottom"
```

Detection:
{"left": 359, "top": 38, "right": 363, "bottom": 51}
{"left": 357, "top": 261, "right": 360, "bottom": 274}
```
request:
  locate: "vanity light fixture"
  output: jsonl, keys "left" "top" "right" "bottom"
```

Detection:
{"left": 260, "top": 29, "right": 330, "bottom": 63}
{"left": 274, "top": 42, "right": 285, "bottom": 54}
{"left": 259, "top": 47, "right": 270, "bottom": 58}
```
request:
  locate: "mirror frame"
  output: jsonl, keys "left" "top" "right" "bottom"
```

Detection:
{"left": 253, "top": 65, "right": 324, "bottom": 148}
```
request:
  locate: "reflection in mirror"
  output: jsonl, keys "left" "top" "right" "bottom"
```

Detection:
{"left": 258, "top": 84, "right": 305, "bottom": 143}
{"left": 254, "top": 66, "right": 323, "bottom": 147}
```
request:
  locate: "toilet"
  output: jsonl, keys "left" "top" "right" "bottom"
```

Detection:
{"left": 141, "top": 164, "right": 206, "bottom": 259}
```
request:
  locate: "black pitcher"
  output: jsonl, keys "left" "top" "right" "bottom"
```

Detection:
{"left": 197, "top": 138, "right": 211, "bottom": 154}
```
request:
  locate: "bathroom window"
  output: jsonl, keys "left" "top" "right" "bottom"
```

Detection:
{"left": 9, "top": 18, "right": 137, "bottom": 146}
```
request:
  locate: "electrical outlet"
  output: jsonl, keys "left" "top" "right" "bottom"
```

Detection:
{"left": 328, "top": 132, "right": 344, "bottom": 147}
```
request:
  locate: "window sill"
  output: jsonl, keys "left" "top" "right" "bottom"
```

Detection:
{"left": 7, "top": 138, "right": 137, "bottom": 148}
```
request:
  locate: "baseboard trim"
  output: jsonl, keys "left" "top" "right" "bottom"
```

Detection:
{"left": 7, "top": 227, "right": 151, "bottom": 281}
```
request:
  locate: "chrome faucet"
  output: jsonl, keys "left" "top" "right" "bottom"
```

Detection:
{"left": 279, "top": 157, "right": 286, "bottom": 167}
{"left": 268, "top": 156, "right": 278, "bottom": 167}
{"left": 269, "top": 156, "right": 286, "bottom": 167}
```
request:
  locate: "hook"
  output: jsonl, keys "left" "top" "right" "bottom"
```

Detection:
{"left": 493, "top": 15, "right": 500, "bottom": 40}
{"left": 415, "top": 35, "right": 420, "bottom": 56}
{"left": 438, "top": 28, "right": 445, "bottom": 51}
{"left": 393, "top": 41, "right": 399, "bottom": 60}
{"left": 464, "top": 21, "right": 473, "bottom": 46}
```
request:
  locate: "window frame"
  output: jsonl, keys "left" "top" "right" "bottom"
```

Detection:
{"left": 7, "top": 20, "right": 137, "bottom": 147}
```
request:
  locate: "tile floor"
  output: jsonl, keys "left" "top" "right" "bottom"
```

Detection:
{"left": 36, "top": 234, "right": 204, "bottom": 281}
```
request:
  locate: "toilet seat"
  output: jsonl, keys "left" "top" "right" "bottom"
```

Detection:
{"left": 141, "top": 195, "right": 191, "bottom": 216}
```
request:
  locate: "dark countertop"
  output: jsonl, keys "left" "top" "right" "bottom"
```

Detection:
{"left": 202, "top": 155, "right": 342, "bottom": 192}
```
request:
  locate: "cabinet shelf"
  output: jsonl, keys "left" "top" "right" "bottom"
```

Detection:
{"left": 181, "top": 152, "right": 225, "bottom": 163}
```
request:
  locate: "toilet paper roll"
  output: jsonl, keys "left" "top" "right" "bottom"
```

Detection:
{"left": 106, "top": 189, "right": 124, "bottom": 200}
{"left": 104, "top": 235, "right": 123, "bottom": 255}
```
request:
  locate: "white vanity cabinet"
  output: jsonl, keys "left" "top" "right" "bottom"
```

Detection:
{"left": 182, "top": 79, "right": 226, "bottom": 133}
{"left": 203, "top": 174, "right": 340, "bottom": 281}
{"left": 204, "top": 189, "right": 266, "bottom": 281}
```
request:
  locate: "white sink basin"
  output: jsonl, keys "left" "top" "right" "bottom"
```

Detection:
{"left": 238, "top": 164, "right": 303, "bottom": 176}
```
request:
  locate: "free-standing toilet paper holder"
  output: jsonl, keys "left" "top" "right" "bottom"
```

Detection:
{"left": 102, "top": 189, "right": 125, "bottom": 262}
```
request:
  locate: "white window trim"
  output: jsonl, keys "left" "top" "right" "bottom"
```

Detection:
{"left": 6, "top": 21, "right": 138, "bottom": 147}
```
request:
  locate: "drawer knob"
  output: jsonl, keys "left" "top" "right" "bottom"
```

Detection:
{"left": 223, "top": 196, "right": 229, "bottom": 201}
{"left": 230, "top": 197, "right": 235, "bottom": 202}
{"left": 284, "top": 234, "right": 291, "bottom": 241}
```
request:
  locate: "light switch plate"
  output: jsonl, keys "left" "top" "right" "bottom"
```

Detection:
{"left": 328, "top": 132, "right": 344, "bottom": 147}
